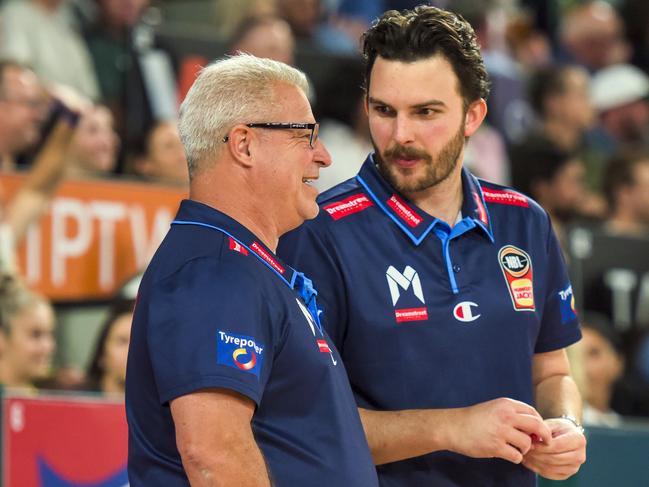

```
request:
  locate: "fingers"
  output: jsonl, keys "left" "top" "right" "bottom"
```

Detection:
{"left": 512, "top": 413, "right": 553, "bottom": 444}
{"left": 529, "top": 428, "right": 586, "bottom": 454}
{"left": 504, "top": 428, "right": 533, "bottom": 456}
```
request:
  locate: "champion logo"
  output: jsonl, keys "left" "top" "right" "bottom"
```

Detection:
{"left": 482, "top": 188, "right": 529, "bottom": 208}
{"left": 250, "top": 242, "right": 284, "bottom": 274}
{"left": 387, "top": 194, "right": 422, "bottom": 227}
{"left": 395, "top": 307, "right": 429, "bottom": 323}
{"left": 228, "top": 237, "right": 248, "bottom": 255}
{"left": 453, "top": 301, "right": 481, "bottom": 322}
{"left": 323, "top": 194, "right": 374, "bottom": 220}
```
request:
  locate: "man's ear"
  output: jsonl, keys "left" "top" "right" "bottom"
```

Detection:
{"left": 225, "top": 125, "right": 255, "bottom": 168}
{"left": 464, "top": 98, "right": 488, "bottom": 137}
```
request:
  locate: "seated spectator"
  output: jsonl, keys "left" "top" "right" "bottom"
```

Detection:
{"left": 580, "top": 313, "right": 625, "bottom": 427}
{"left": 228, "top": 15, "right": 295, "bottom": 66}
{"left": 602, "top": 148, "right": 649, "bottom": 236}
{"left": 559, "top": 1, "right": 631, "bottom": 72}
{"left": 0, "top": 273, "right": 56, "bottom": 390}
{"left": 0, "top": 0, "right": 99, "bottom": 100}
{"left": 590, "top": 64, "right": 649, "bottom": 152}
{"left": 510, "top": 136, "right": 593, "bottom": 247}
{"left": 212, "top": 0, "right": 277, "bottom": 38}
{"left": 67, "top": 104, "right": 120, "bottom": 178}
{"left": 84, "top": 296, "right": 134, "bottom": 395}
{"left": 132, "top": 120, "right": 187, "bottom": 187}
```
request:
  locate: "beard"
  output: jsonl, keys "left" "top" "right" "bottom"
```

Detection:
{"left": 374, "top": 123, "right": 465, "bottom": 194}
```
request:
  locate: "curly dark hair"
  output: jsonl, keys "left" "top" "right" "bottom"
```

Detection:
{"left": 361, "top": 5, "right": 490, "bottom": 108}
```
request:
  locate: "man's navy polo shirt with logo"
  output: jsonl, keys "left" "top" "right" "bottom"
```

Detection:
{"left": 125, "top": 199, "right": 378, "bottom": 487}
{"left": 278, "top": 156, "right": 582, "bottom": 487}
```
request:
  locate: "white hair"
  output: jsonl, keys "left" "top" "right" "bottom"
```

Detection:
{"left": 178, "top": 54, "right": 309, "bottom": 178}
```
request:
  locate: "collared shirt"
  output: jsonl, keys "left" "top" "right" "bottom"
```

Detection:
{"left": 278, "top": 156, "right": 581, "bottom": 487}
{"left": 126, "top": 199, "right": 378, "bottom": 487}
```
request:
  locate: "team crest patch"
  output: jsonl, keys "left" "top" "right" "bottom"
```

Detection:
{"left": 217, "top": 330, "right": 264, "bottom": 377}
{"left": 558, "top": 284, "right": 578, "bottom": 323}
{"left": 498, "top": 245, "right": 535, "bottom": 311}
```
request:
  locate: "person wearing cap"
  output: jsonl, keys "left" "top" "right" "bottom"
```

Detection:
{"left": 279, "top": 6, "right": 586, "bottom": 486}
{"left": 125, "top": 54, "right": 378, "bottom": 486}
{"left": 591, "top": 63, "right": 649, "bottom": 149}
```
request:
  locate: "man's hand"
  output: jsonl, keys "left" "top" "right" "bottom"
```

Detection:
{"left": 448, "top": 398, "right": 553, "bottom": 464}
{"left": 522, "top": 417, "right": 587, "bottom": 480}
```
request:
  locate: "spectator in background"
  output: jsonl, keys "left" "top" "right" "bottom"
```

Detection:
{"left": 601, "top": 149, "right": 649, "bottom": 237}
{"left": 590, "top": 63, "right": 649, "bottom": 153}
{"left": 0, "top": 273, "right": 56, "bottom": 390}
{"left": 132, "top": 120, "right": 187, "bottom": 187}
{"left": 0, "top": 0, "right": 99, "bottom": 100}
{"left": 559, "top": 1, "right": 631, "bottom": 72}
{"left": 66, "top": 104, "right": 120, "bottom": 178}
{"left": 85, "top": 296, "right": 134, "bottom": 395}
{"left": 510, "top": 136, "right": 591, "bottom": 246}
{"left": 580, "top": 313, "right": 625, "bottom": 427}
{"left": 212, "top": 0, "right": 277, "bottom": 38}
{"left": 228, "top": 15, "right": 295, "bottom": 67}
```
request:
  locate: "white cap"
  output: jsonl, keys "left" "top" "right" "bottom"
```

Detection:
{"left": 591, "top": 64, "right": 649, "bottom": 112}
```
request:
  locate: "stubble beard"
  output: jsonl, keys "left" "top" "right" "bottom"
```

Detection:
{"left": 374, "top": 124, "right": 466, "bottom": 194}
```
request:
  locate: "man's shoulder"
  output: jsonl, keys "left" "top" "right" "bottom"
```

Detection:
{"left": 478, "top": 179, "right": 548, "bottom": 221}
{"left": 311, "top": 177, "right": 376, "bottom": 227}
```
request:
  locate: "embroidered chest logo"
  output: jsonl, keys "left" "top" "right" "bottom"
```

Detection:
{"left": 498, "top": 245, "right": 535, "bottom": 311}
{"left": 296, "top": 298, "right": 337, "bottom": 365}
{"left": 386, "top": 265, "right": 428, "bottom": 323}
{"left": 453, "top": 301, "right": 481, "bottom": 322}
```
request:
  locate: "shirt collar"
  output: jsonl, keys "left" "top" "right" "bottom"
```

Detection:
{"left": 355, "top": 154, "right": 494, "bottom": 245}
{"left": 174, "top": 199, "right": 298, "bottom": 287}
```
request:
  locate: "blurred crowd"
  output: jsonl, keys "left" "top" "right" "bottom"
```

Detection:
{"left": 0, "top": 0, "right": 648, "bottom": 426}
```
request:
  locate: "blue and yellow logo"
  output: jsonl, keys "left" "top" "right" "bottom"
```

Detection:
{"left": 217, "top": 331, "right": 264, "bottom": 378}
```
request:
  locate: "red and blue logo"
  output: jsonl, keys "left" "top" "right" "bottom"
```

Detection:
{"left": 37, "top": 457, "right": 127, "bottom": 487}
{"left": 558, "top": 285, "right": 578, "bottom": 324}
{"left": 217, "top": 331, "right": 264, "bottom": 378}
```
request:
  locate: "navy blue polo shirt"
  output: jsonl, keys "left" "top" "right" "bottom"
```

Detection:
{"left": 278, "top": 156, "right": 582, "bottom": 487}
{"left": 125, "top": 199, "right": 378, "bottom": 487}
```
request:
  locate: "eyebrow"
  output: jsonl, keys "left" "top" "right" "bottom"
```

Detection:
{"left": 367, "top": 96, "right": 447, "bottom": 109}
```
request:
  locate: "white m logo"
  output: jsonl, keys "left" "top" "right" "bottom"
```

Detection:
{"left": 386, "top": 266, "right": 425, "bottom": 306}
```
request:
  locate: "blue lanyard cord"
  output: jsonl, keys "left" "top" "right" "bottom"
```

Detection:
{"left": 171, "top": 219, "right": 323, "bottom": 330}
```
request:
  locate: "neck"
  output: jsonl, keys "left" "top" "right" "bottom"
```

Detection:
{"left": 0, "top": 361, "right": 32, "bottom": 389}
{"left": 189, "top": 165, "right": 282, "bottom": 252}
{"left": 605, "top": 213, "right": 649, "bottom": 237}
{"left": 542, "top": 119, "right": 581, "bottom": 150}
{"left": 100, "top": 375, "right": 125, "bottom": 395}
{"left": 402, "top": 163, "right": 464, "bottom": 226}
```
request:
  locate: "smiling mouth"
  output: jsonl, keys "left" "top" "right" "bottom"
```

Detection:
{"left": 302, "top": 178, "right": 316, "bottom": 185}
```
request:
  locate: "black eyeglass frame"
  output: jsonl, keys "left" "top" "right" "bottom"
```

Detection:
{"left": 222, "top": 122, "right": 319, "bottom": 148}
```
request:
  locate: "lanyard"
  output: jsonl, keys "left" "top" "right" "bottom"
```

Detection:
{"left": 171, "top": 219, "right": 323, "bottom": 334}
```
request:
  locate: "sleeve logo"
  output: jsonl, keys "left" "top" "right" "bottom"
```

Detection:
{"left": 498, "top": 245, "right": 535, "bottom": 311}
{"left": 217, "top": 330, "right": 264, "bottom": 377}
{"left": 558, "top": 285, "right": 578, "bottom": 323}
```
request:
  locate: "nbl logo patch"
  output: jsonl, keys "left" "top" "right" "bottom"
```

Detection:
{"left": 498, "top": 245, "right": 535, "bottom": 312}
{"left": 217, "top": 330, "right": 264, "bottom": 378}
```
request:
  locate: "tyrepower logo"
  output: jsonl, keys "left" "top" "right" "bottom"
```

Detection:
{"left": 386, "top": 265, "right": 428, "bottom": 323}
{"left": 387, "top": 194, "right": 422, "bottom": 227}
{"left": 323, "top": 194, "right": 374, "bottom": 220}
{"left": 498, "top": 245, "right": 535, "bottom": 311}
{"left": 217, "top": 330, "right": 265, "bottom": 377}
{"left": 558, "top": 284, "right": 578, "bottom": 323}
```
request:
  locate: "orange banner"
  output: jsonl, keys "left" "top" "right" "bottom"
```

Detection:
{"left": 1, "top": 174, "right": 185, "bottom": 302}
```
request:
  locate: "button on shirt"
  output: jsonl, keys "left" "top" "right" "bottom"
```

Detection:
{"left": 126, "top": 200, "right": 378, "bottom": 487}
{"left": 278, "top": 156, "right": 581, "bottom": 487}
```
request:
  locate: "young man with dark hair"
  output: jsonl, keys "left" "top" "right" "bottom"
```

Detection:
{"left": 280, "top": 6, "right": 586, "bottom": 485}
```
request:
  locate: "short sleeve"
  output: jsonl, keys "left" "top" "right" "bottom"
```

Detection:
{"left": 535, "top": 214, "right": 582, "bottom": 353}
{"left": 279, "top": 223, "right": 349, "bottom": 351}
{"left": 146, "top": 257, "right": 280, "bottom": 405}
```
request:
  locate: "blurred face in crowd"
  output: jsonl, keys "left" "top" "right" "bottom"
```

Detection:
{"left": 602, "top": 99, "right": 649, "bottom": 144}
{"left": 550, "top": 68, "right": 594, "bottom": 131}
{"left": 546, "top": 159, "right": 587, "bottom": 220}
{"left": 367, "top": 55, "right": 484, "bottom": 195}
{"left": 0, "top": 66, "right": 47, "bottom": 154}
{"left": 99, "top": 312, "right": 132, "bottom": 392}
{"left": 0, "top": 301, "right": 56, "bottom": 387}
{"left": 137, "top": 121, "right": 188, "bottom": 185}
{"left": 69, "top": 105, "right": 119, "bottom": 176}
{"left": 232, "top": 18, "right": 295, "bottom": 66}
{"left": 276, "top": 0, "right": 320, "bottom": 38}
{"left": 627, "top": 161, "right": 649, "bottom": 224}
{"left": 581, "top": 326, "right": 623, "bottom": 404}
{"left": 100, "top": 0, "right": 149, "bottom": 28}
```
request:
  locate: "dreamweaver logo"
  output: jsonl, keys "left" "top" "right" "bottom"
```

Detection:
{"left": 217, "top": 331, "right": 264, "bottom": 378}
